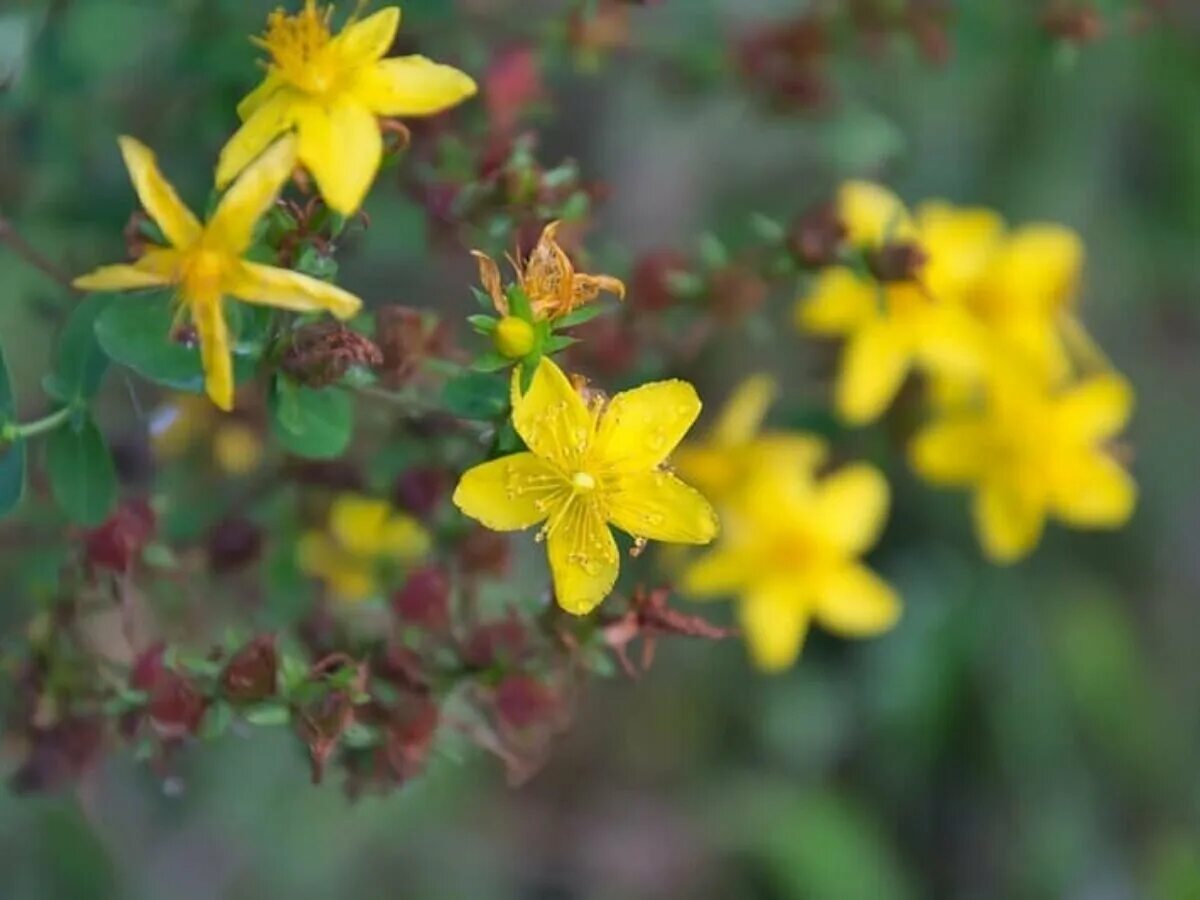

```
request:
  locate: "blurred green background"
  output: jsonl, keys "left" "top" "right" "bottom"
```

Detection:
{"left": 4, "top": 0, "right": 1200, "bottom": 897}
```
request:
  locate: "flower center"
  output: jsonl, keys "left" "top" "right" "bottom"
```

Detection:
{"left": 179, "top": 247, "right": 229, "bottom": 297}
{"left": 258, "top": 1, "right": 339, "bottom": 96}
{"left": 571, "top": 471, "right": 597, "bottom": 493}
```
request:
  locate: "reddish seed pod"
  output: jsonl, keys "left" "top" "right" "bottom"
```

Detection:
{"left": 392, "top": 567, "right": 451, "bottom": 632}
{"left": 220, "top": 634, "right": 278, "bottom": 704}
{"left": 84, "top": 499, "right": 156, "bottom": 573}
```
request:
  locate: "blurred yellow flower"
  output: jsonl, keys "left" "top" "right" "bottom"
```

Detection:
{"left": 965, "top": 223, "right": 1084, "bottom": 384}
{"left": 453, "top": 357, "right": 717, "bottom": 615}
{"left": 150, "top": 395, "right": 264, "bottom": 476}
{"left": 472, "top": 221, "right": 625, "bottom": 322}
{"left": 297, "top": 494, "right": 430, "bottom": 602}
{"left": 673, "top": 374, "right": 826, "bottom": 505}
{"left": 836, "top": 180, "right": 916, "bottom": 248}
{"left": 683, "top": 465, "right": 899, "bottom": 672}
{"left": 73, "top": 135, "right": 361, "bottom": 411}
{"left": 217, "top": 2, "right": 476, "bottom": 214}
{"left": 910, "top": 369, "right": 1137, "bottom": 562}
{"left": 795, "top": 266, "right": 983, "bottom": 424}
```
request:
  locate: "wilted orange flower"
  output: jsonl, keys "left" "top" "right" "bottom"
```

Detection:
{"left": 472, "top": 221, "right": 625, "bottom": 321}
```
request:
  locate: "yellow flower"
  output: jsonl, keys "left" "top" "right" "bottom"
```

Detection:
{"left": 73, "top": 135, "right": 361, "bottom": 411}
{"left": 836, "top": 180, "right": 916, "bottom": 249}
{"left": 673, "top": 374, "right": 826, "bottom": 505}
{"left": 217, "top": 2, "right": 476, "bottom": 214}
{"left": 682, "top": 466, "right": 899, "bottom": 672}
{"left": 149, "top": 395, "right": 263, "bottom": 475}
{"left": 472, "top": 221, "right": 625, "bottom": 322}
{"left": 910, "top": 369, "right": 1136, "bottom": 563}
{"left": 964, "top": 223, "right": 1084, "bottom": 384}
{"left": 795, "top": 266, "right": 983, "bottom": 424}
{"left": 297, "top": 493, "right": 430, "bottom": 602}
{"left": 452, "top": 357, "right": 718, "bottom": 615}
{"left": 913, "top": 201, "right": 1005, "bottom": 302}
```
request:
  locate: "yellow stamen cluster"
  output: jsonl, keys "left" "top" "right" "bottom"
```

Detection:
{"left": 256, "top": 1, "right": 337, "bottom": 95}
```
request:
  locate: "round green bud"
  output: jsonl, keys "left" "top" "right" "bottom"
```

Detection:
{"left": 493, "top": 316, "right": 536, "bottom": 359}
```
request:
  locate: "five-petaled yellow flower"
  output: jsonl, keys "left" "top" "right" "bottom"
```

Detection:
{"left": 73, "top": 134, "right": 361, "bottom": 411}
{"left": 910, "top": 368, "right": 1136, "bottom": 563}
{"left": 473, "top": 221, "right": 626, "bottom": 322}
{"left": 673, "top": 373, "right": 826, "bottom": 506}
{"left": 453, "top": 357, "right": 718, "bottom": 615}
{"left": 796, "top": 265, "right": 984, "bottom": 424}
{"left": 217, "top": 2, "right": 477, "bottom": 215}
{"left": 297, "top": 493, "right": 430, "bottom": 602}
{"left": 683, "top": 465, "right": 899, "bottom": 672}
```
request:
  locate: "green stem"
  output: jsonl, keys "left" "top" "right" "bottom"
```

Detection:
{"left": 2, "top": 406, "right": 73, "bottom": 442}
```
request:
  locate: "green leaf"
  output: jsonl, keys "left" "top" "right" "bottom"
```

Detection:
{"left": 542, "top": 334, "right": 579, "bottom": 353}
{"left": 554, "top": 304, "right": 607, "bottom": 328}
{"left": 95, "top": 291, "right": 255, "bottom": 393}
{"left": 46, "top": 293, "right": 113, "bottom": 403}
{"left": 269, "top": 378, "right": 354, "bottom": 459}
{"left": 95, "top": 291, "right": 206, "bottom": 392}
{"left": 0, "top": 341, "right": 22, "bottom": 518}
{"left": 45, "top": 416, "right": 117, "bottom": 526}
{"left": 0, "top": 438, "right": 25, "bottom": 518}
{"left": 506, "top": 285, "right": 533, "bottom": 321}
{"left": 442, "top": 371, "right": 509, "bottom": 420}
{"left": 467, "top": 314, "right": 497, "bottom": 335}
{"left": 294, "top": 244, "right": 338, "bottom": 281}
{"left": 471, "top": 352, "right": 512, "bottom": 373}
{"left": 199, "top": 701, "right": 234, "bottom": 740}
{"left": 242, "top": 701, "right": 292, "bottom": 727}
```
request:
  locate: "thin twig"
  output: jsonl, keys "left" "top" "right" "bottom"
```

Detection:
{"left": 0, "top": 215, "right": 77, "bottom": 292}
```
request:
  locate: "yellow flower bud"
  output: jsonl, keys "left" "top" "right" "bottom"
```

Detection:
{"left": 493, "top": 316, "right": 536, "bottom": 359}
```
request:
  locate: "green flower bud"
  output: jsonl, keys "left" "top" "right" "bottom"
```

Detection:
{"left": 493, "top": 316, "right": 536, "bottom": 359}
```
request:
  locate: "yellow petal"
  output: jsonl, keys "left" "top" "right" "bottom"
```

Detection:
{"left": 547, "top": 502, "right": 619, "bottom": 615}
{"left": 511, "top": 357, "right": 593, "bottom": 470}
{"left": 915, "top": 201, "right": 1004, "bottom": 300}
{"left": 378, "top": 514, "right": 431, "bottom": 562}
{"left": 912, "top": 304, "right": 986, "bottom": 379}
{"left": 974, "top": 224, "right": 1082, "bottom": 327}
{"left": 1051, "top": 453, "right": 1137, "bottom": 528}
{"left": 813, "top": 564, "right": 900, "bottom": 637}
{"left": 226, "top": 260, "right": 361, "bottom": 318}
{"left": 835, "top": 319, "right": 911, "bottom": 424}
{"left": 1055, "top": 373, "right": 1133, "bottom": 444}
{"left": 795, "top": 267, "right": 879, "bottom": 336}
{"left": 813, "top": 464, "right": 889, "bottom": 555}
{"left": 216, "top": 88, "right": 297, "bottom": 189}
{"left": 330, "top": 494, "right": 390, "bottom": 557}
{"left": 453, "top": 452, "right": 561, "bottom": 531}
{"left": 352, "top": 55, "right": 478, "bottom": 117}
{"left": 236, "top": 70, "right": 285, "bottom": 121}
{"left": 712, "top": 374, "right": 776, "bottom": 446}
{"left": 191, "top": 294, "right": 234, "bottom": 412}
{"left": 974, "top": 478, "right": 1046, "bottom": 563}
{"left": 837, "top": 180, "right": 915, "bottom": 248}
{"left": 117, "top": 136, "right": 202, "bottom": 248}
{"left": 333, "top": 6, "right": 401, "bottom": 66}
{"left": 681, "top": 547, "right": 751, "bottom": 596}
{"left": 210, "top": 135, "right": 298, "bottom": 254}
{"left": 909, "top": 419, "right": 989, "bottom": 485}
{"left": 73, "top": 263, "right": 170, "bottom": 292}
{"left": 295, "top": 98, "right": 382, "bottom": 214}
{"left": 739, "top": 581, "right": 809, "bottom": 672}
{"left": 607, "top": 470, "right": 718, "bottom": 545}
{"left": 592, "top": 379, "right": 701, "bottom": 471}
